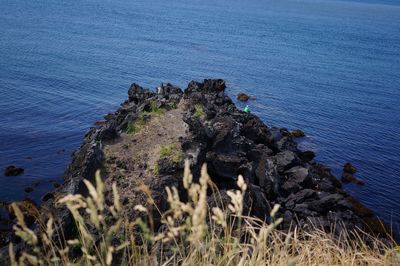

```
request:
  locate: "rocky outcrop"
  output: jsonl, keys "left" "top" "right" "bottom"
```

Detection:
{"left": 179, "top": 80, "right": 385, "bottom": 235}
{"left": 0, "top": 79, "right": 390, "bottom": 253}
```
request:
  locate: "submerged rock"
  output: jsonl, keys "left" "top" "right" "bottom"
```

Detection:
{"left": 341, "top": 173, "right": 365, "bottom": 186}
{"left": 24, "top": 187, "right": 33, "bottom": 193}
{"left": 4, "top": 165, "right": 24, "bottom": 176}
{"left": 341, "top": 162, "right": 364, "bottom": 185}
{"left": 343, "top": 162, "right": 357, "bottom": 174}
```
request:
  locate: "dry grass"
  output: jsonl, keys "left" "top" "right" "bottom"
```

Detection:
{"left": 8, "top": 161, "right": 399, "bottom": 265}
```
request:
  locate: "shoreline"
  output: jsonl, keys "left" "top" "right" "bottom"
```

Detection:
{"left": 1, "top": 79, "right": 394, "bottom": 251}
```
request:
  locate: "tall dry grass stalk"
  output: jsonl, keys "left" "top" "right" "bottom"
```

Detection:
{"left": 8, "top": 161, "right": 400, "bottom": 265}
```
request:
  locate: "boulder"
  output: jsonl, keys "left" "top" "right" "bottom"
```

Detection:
{"left": 308, "top": 193, "right": 344, "bottom": 213}
{"left": 298, "top": 151, "right": 315, "bottom": 163}
{"left": 276, "top": 136, "right": 298, "bottom": 152}
{"left": 284, "top": 189, "right": 317, "bottom": 209}
{"left": 4, "top": 166, "right": 24, "bottom": 176}
{"left": 275, "top": 151, "right": 300, "bottom": 173}
{"left": 285, "top": 166, "right": 310, "bottom": 185}
{"left": 242, "top": 117, "right": 273, "bottom": 145}
{"left": 237, "top": 93, "right": 250, "bottom": 102}
{"left": 290, "top": 129, "right": 305, "bottom": 138}
{"left": 208, "top": 153, "right": 247, "bottom": 180}
{"left": 254, "top": 157, "right": 280, "bottom": 196}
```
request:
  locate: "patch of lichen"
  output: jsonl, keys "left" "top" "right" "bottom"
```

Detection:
{"left": 194, "top": 103, "right": 205, "bottom": 117}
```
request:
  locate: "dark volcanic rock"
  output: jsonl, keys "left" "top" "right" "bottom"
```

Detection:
{"left": 275, "top": 151, "right": 300, "bottom": 173}
{"left": 42, "top": 192, "right": 54, "bottom": 202}
{"left": 298, "top": 151, "right": 315, "bottom": 163}
{"left": 242, "top": 117, "right": 273, "bottom": 146}
{"left": 208, "top": 153, "right": 247, "bottom": 180}
{"left": 128, "top": 83, "right": 155, "bottom": 104}
{"left": 343, "top": 162, "right": 357, "bottom": 174}
{"left": 4, "top": 166, "right": 24, "bottom": 176}
{"left": 276, "top": 136, "right": 298, "bottom": 152}
{"left": 237, "top": 93, "right": 250, "bottom": 102}
{"left": 282, "top": 166, "right": 310, "bottom": 194}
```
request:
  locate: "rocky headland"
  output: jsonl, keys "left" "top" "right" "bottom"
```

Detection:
{"left": 0, "top": 79, "right": 392, "bottom": 253}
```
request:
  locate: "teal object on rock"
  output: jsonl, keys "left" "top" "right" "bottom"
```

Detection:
{"left": 243, "top": 105, "right": 250, "bottom": 113}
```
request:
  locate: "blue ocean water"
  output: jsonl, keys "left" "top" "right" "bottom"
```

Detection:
{"left": 0, "top": 0, "right": 399, "bottom": 230}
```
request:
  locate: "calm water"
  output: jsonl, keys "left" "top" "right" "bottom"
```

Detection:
{"left": 0, "top": 0, "right": 399, "bottom": 230}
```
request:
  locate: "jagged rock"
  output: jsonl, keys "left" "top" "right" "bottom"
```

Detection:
{"left": 285, "top": 166, "right": 309, "bottom": 184}
{"left": 237, "top": 93, "right": 250, "bottom": 102}
{"left": 308, "top": 193, "right": 344, "bottom": 213}
{"left": 4, "top": 166, "right": 24, "bottom": 176}
{"left": 128, "top": 83, "right": 154, "bottom": 104}
{"left": 242, "top": 117, "right": 273, "bottom": 145}
{"left": 208, "top": 153, "right": 247, "bottom": 180}
{"left": 298, "top": 151, "right": 315, "bottom": 163}
{"left": 97, "top": 120, "right": 118, "bottom": 141}
{"left": 275, "top": 151, "right": 300, "bottom": 173}
{"left": 280, "top": 128, "right": 291, "bottom": 137}
{"left": 284, "top": 189, "right": 317, "bottom": 209}
{"left": 281, "top": 166, "right": 310, "bottom": 194}
{"left": 247, "top": 144, "right": 274, "bottom": 161}
{"left": 254, "top": 157, "right": 280, "bottom": 197}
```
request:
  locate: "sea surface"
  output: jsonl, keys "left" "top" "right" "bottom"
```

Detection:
{"left": 0, "top": 0, "right": 399, "bottom": 231}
